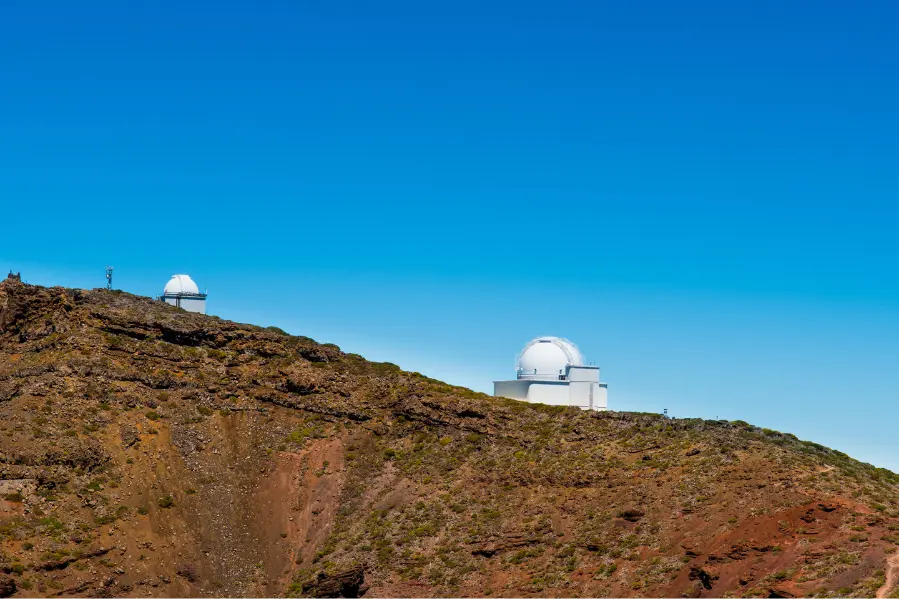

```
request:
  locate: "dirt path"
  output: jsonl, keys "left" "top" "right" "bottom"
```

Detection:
{"left": 877, "top": 554, "right": 899, "bottom": 599}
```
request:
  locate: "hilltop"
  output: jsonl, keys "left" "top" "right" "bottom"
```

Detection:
{"left": 1, "top": 276, "right": 898, "bottom": 598}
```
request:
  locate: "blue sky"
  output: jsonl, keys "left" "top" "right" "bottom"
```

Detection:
{"left": 2, "top": 0, "right": 898, "bottom": 471}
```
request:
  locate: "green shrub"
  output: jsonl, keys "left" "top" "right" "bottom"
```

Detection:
{"left": 771, "top": 569, "right": 793, "bottom": 582}
{"left": 158, "top": 495, "right": 174, "bottom": 509}
{"left": 616, "top": 509, "right": 645, "bottom": 522}
{"left": 39, "top": 517, "right": 63, "bottom": 531}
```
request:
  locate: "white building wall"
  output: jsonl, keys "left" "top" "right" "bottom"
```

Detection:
{"left": 567, "top": 365, "right": 600, "bottom": 382}
{"left": 525, "top": 382, "right": 571, "bottom": 406}
{"left": 493, "top": 380, "right": 531, "bottom": 401}
{"left": 494, "top": 364, "right": 608, "bottom": 411}
{"left": 163, "top": 296, "right": 207, "bottom": 315}
{"left": 593, "top": 383, "right": 608, "bottom": 410}
{"left": 568, "top": 381, "right": 592, "bottom": 409}
{"left": 181, "top": 297, "right": 206, "bottom": 314}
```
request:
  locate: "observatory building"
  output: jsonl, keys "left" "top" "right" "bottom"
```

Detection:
{"left": 160, "top": 274, "right": 207, "bottom": 314}
{"left": 494, "top": 337, "right": 608, "bottom": 411}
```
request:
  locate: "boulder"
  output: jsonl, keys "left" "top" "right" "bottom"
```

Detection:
{"left": 0, "top": 575, "right": 15, "bottom": 598}
{"left": 302, "top": 565, "right": 367, "bottom": 598}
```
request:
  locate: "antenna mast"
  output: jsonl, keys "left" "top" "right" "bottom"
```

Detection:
{"left": 105, "top": 266, "right": 114, "bottom": 290}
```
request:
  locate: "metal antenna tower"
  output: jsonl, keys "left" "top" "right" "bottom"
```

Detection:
{"left": 105, "top": 266, "right": 114, "bottom": 290}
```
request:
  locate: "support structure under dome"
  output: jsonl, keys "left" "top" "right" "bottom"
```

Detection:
{"left": 158, "top": 274, "right": 207, "bottom": 314}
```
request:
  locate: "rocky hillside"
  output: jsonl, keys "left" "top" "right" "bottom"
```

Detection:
{"left": 1, "top": 276, "right": 898, "bottom": 598}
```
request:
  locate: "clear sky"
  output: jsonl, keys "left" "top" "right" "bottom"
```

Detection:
{"left": 2, "top": 1, "right": 898, "bottom": 471}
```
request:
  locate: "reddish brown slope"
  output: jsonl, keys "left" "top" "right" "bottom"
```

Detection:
{"left": 0, "top": 277, "right": 898, "bottom": 598}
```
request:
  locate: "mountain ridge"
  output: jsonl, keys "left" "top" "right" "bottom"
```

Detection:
{"left": 1, "top": 276, "right": 898, "bottom": 598}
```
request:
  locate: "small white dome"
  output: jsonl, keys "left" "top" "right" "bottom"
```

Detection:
{"left": 517, "top": 336, "right": 583, "bottom": 379}
{"left": 164, "top": 274, "right": 200, "bottom": 295}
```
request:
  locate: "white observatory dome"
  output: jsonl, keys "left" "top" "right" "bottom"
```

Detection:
{"left": 517, "top": 336, "right": 584, "bottom": 379}
{"left": 164, "top": 274, "right": 200, "bottom": 295}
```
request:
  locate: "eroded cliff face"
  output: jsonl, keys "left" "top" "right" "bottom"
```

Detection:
{"left": 1, "top": 276, "right": 898, "bottom": 598}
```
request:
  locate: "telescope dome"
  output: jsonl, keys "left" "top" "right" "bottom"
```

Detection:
{"left": 164, "top": 274, "right": 200, "bottom": 295}
{"left": 517, "top": 337, "right": 583, "bottom": 379}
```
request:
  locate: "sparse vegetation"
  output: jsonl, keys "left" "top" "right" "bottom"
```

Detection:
{"left": 1, "top": 279, "right": 898, "bottom": 598}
